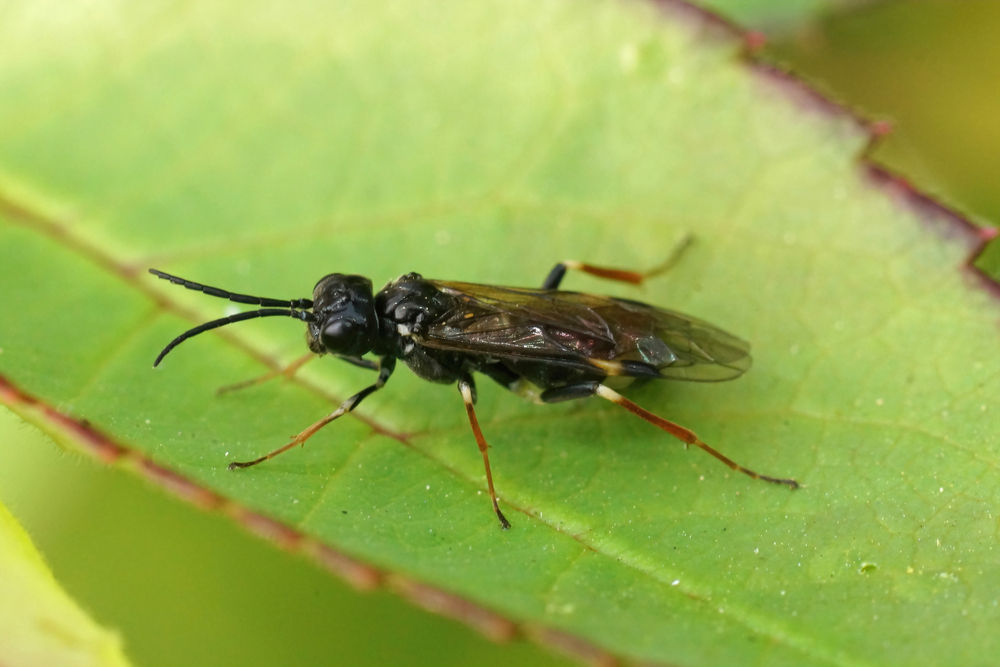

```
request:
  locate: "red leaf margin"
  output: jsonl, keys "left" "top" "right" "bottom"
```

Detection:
{"left": 1, "top": 2, "right": 997, "bottom": 666}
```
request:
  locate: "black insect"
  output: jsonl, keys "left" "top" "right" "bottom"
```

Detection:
{"left": 150, "top": 259, "right": 798, "bottom": 529}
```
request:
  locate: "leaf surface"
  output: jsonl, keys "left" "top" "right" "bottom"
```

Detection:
{"left": 0, "top": 501, "right": 130, "bottom": 667}
{"left": 1, "top": 2, "right": 997, "bottom": 666}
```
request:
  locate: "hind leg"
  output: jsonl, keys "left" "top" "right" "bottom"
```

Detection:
{"left": 541, "top": 234, "right": 693, "bottom": 289}
{"left": 540, "top": 382, "right": 799, "bottom": 489}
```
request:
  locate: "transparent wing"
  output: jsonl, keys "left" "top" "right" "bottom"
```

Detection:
{"left": 422, "top": 281, "right": 751, "bottom": 382}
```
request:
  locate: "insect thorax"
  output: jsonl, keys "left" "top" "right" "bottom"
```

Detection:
{"left": 375, "top": 274, "right": 466, "bottom": 383}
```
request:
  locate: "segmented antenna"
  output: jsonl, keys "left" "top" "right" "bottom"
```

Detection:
{"left": 150, "top": 269, "right": 315, "bottom": 367}
{"left": 149, "top": 269, "right": 313, "bottom": 309}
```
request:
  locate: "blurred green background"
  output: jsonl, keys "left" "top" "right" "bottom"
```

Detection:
{"left": 764, "top": 0, "right": 1000, "bottom": 267}
{"left": 1, "top": 2, "right": 996, "bottom": 666}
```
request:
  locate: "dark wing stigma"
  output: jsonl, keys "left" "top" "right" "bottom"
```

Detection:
{"left": 625, "top": 302, "right": 751, "bottom": 381}
{"left": 422, "top": 281, "right": 750, "bottom": 381}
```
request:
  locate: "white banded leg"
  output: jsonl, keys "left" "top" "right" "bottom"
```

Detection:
{"left": 458, "top": 377, "right": 511, "bottom": 529}
{"left": 541, "top": 235, "right": 693, "bottom": 289}
{"left": 594, "top": 385, "right": 798, "bottom": 489}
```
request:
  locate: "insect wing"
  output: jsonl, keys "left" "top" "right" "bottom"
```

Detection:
{"left": 423, "top": 281, "right": 750, "bottom": 381}
{"left": 633, "top": 299, "right": 752, "bottom": 381}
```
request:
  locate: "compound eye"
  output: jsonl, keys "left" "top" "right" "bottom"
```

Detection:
{"left": 321, "top": 319, "right": 358, "bottom": 354}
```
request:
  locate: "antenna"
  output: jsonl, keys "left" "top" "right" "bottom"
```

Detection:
{"left": 149, "top": 269, "right": 315, "bottom": 366}
{"left": 149, "top": 269, "right": 313, "bottom": 309}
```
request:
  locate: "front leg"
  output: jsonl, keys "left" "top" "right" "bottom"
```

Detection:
{"left": 216, "top": 353, "right": 379, "bottom": 396}
{"left": 216, "top": 353, "right": 316, "bottom": 395}
{"left": 229, "top": 356, "right": 396, "bottom": 469}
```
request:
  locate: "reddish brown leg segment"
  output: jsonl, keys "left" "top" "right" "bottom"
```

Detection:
{"left": 561, "top": 234, "right": 695, "bottom": 287}
{"left": 229, "top": 357, "right": 395, "bottom": 470}
{"left": 563, "top": 260, "right": 645, "bottom": 285}
{"left": 595, "top": 385, "right": 799, "bottom": 489}
{"left": 459, "top": 381, "right": 511, "bottom": 529}
{"left": 217, "top": 353, "right": 315, "bottom": 395}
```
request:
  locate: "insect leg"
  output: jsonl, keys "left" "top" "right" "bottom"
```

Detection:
{"left": 542, "top": 382, "right": 798, "bottom": 489}
{"left": 335, "top": 355, "right": 380, "bottom": 371}
{"left": 216, "top": 353, "right": 316, "bottom": 395}
{"left": 539, "top": 381, "right": 601, "bottom": 403}
{"left": 217, "top": 354, "right": 378, "bottom": 395}
{"left": 458, "top": 376, "right": 511, "bottom": 529}
{"left": 593, "top": 384, "right": 799, "bottom": 489}
{"left": 541, "top": 235, "right": 694, "bottom": 289}
{"left": 228, "top": 356, "right": 396, "bottom": 469}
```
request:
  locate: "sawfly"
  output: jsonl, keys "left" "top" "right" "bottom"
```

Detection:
{"left": 150, "top": 256, "right": 797, "bottom": 529}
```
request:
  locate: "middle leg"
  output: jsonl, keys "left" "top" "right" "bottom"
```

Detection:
{"left": 458, "top": 375, "right": 511, "bottom": 529}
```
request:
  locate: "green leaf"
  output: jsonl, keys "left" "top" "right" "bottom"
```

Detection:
{"left": 694, "top": 0, "right": 857, "bottom": 31}
{"left": 757, "top": 0, "right": 1000, "bottom": 282}
{"left": 0, "top": 501, "right": 130, "bottom": 667}
{"left": 1, "top": 2, "right": 997, "bottom": 666}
